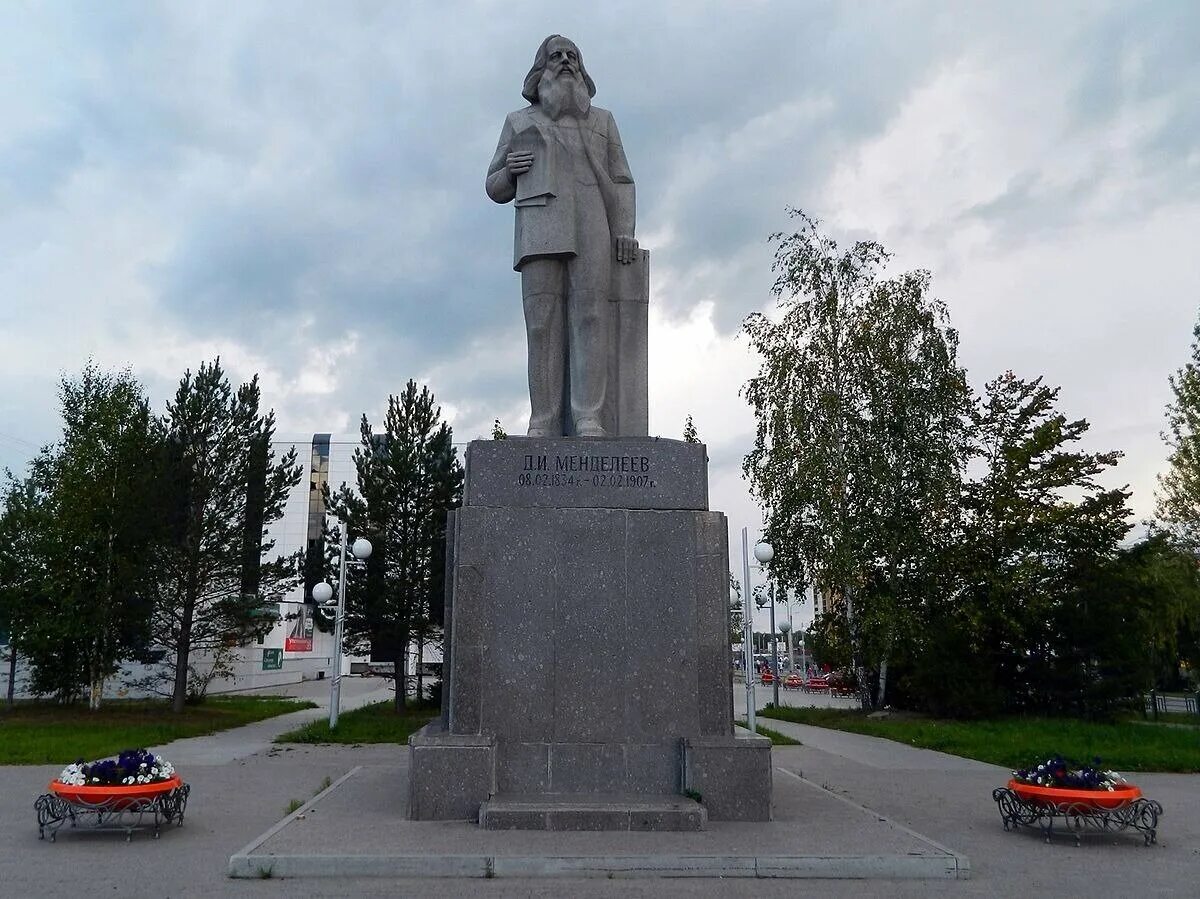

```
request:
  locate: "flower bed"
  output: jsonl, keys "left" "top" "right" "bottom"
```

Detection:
{"left": 38, "top": 748, "right": 190, "bottom": 841}
{"left": 48, "top": 749, "right": 180, "bottom": 810}
{"left": 1007, "top": 779, "right": 1142, "bottom": 811}
{"left": 49, "top": 775, "right": 183, "bottom": 810}
{"left": 1012, "top": 754, "right": 1127, "bottom": 792}
{"left": 993, "top": 754, "right": 1161, "bottom": 845}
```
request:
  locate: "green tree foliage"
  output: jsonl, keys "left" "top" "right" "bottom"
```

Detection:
{"left": 742, "top": 210, "right": 969, "bottom": 707}
{"left": 1156, "top": 315, "right": 1200, "bottom": 553}
{"left": 327, "top": 380, "right": 463, "bottom": 713}
{"left": 912, "top": 372, "right": 1133, "bottom": 717}
{"left": 5, "top": 364, "right": 164, "bottom": 706}
{"left": 808, "top": 608, "right": 852, "bottom": 673}
{"left": 743, "top": 213, "right": 1200, "bottom": 717}
{"left": 683, "top": 414, "right": 699, "bottom": 443}
{"left": 0, "top": 477, "right": 39, "bottom": 708}
{"left": 491, "top": 419, "right": 508, "bottom": 440}
{"left": 150, "top": 359, "right": 301, "bottom": 712}
{"left": 1117, "top": 531, "right": 1200, "bottom": 689}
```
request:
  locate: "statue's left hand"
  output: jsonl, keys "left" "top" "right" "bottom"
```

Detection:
{"left": 615, "top": 235, "right": 639, "bottom": 265}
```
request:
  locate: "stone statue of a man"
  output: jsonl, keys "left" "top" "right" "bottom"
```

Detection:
{"left": 486, "top": 34, "right": 638, "bottom": 438}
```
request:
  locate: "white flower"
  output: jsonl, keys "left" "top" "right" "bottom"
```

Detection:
{"left": 57, "top": 764, "right": 87, "bottom": 787}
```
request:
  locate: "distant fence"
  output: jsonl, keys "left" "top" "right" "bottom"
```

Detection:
{"left": 1143, "top": 691, "right": 1200, "bottom": 718}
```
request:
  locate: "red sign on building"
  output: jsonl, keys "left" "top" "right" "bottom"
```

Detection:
{"left": 285, "top": 605, "right": 314, "bottom": 653}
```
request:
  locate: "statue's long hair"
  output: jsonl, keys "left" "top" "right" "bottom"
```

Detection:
{"left": 521, "top": 35, "right": 596, "bottom": 104}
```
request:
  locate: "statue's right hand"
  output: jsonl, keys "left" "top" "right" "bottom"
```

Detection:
{"left": 506, "top": 151, "right": 534, "bottom": 178}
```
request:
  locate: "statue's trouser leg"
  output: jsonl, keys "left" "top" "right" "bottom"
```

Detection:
{"left": 520, "top": 259, "right": 567, "bottom": 435}
{"left": 565, "top": 287, "right": 608, "bottom": 430}
{"left": 566, "top": 191, "right": 612, "bottom": 432}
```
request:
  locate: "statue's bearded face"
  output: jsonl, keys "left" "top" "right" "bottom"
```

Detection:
{"left": 538, "top": 37, "right": 590, "bottom": 120}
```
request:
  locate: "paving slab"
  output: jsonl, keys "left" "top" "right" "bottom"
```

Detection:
{"left": 3, "top": 699, "right": 1193, "bottom": 897}
{"left": 228, "top": 748, "right": 967, "bottom": 880}
{"left": 760, "top": 717, "right": 1200, "bottom": 898}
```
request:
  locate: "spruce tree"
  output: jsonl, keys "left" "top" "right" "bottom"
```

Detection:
{"left": 152, "top": 359, "right": 301, "bottom": 712}
{"left": 327, "top": 380, "right": 463, "bottom": 712}
{"left": 930, "top": 372, "right": 1132, "bottom": 716}
{"left": 683, "top": 414, "right": 699, "bottom": 443}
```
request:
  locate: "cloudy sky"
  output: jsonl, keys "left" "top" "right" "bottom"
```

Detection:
{"left": 2, "top": 1, "right": 1198, "bottom": 627}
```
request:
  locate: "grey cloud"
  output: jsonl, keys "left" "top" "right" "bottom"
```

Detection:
{"left": 1, "top": 0, "right": 1197, "bottom": 503}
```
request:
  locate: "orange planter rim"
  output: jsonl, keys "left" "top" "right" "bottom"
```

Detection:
{"left": 49, "top": 773, "right": 182, "bottom": 800}
{"left": 1007, "top": 778, "right": 1141, "bottom": 808}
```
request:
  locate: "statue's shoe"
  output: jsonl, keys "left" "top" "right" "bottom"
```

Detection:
{"left": 576, "top": 419, "right": 607, "bottom": 438}
{"left": 527, "top": 426, "right": 559, "bottom": 438}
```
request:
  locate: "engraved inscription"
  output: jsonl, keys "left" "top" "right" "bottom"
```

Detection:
{"left": 517, "top": 453, "right": 657, "bottom": 491}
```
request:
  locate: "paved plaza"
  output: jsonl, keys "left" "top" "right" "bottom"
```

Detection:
{"left": 1, "top": 681, "right": 1196, "bottom": 897}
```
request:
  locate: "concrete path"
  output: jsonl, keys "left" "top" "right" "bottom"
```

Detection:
{"left": 732, "top": 679, "right": 860, "bottom": 714}
{"left": 3, "top": 685, "right": 1197, "bottom": 897}
{"left": 749, "top": 716, "right": 1000, "bottom": 772}
{"left": 229, "top": 751, "right": 966, "bottom": 881}
{"left": 151, "top": 677, "right": 395, "bottom": 765}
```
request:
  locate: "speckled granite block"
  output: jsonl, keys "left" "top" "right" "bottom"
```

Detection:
{"left": 684, "top": 729, "right": 773, "bottom": 822}
{"left": 410, "top": 439, "right": 770, "bottom": 826}
{"left": 407, "top": 725, "right": 495, "bottom": 821}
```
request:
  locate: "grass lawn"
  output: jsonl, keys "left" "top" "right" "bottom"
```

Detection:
{"left": 753, "top": 724, "right": 802, "bottom": 746}
{"left": 0, "top": 695, "right": 317, "bottom": 765}
{"left": 758, "top": 706, "right": 1200, "bottom": 773}
{"left": 275, "top": 700, "right": 436, "bottom": 745}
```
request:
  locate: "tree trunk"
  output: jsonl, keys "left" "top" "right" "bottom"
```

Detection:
{"left": 172, "top": 589, "right": 195, "bottom": 713}
{"left": 416, "top": 636, "right": 424, "bottom": 707}
{"left": 394, "top": 624, "right": 410, "bottom": 715}
{"left": 172, "top": 628, "right": 191, "bottom": 712}
{"left": 877, "top": 658, "right": 889, "bottom": 709}
{"left": 5, "top": 644, "right": 16, "bottom": 710}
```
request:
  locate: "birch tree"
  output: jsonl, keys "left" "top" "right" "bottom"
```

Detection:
{"left": 742, "top": 210, "right": 968, "bottom": 707}
{"left": 1156, "top": 315, "right": 1200, "bottom": 552}
{"left": 9, "top": 364, "right": 162, "bottom": 706}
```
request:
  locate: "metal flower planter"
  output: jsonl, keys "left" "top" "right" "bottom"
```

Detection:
{"left": 992, "top": 778, "right": 1162, "bottom": 845}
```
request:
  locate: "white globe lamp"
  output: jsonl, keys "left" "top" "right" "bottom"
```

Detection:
{"left": 312, "top": 581, "right": 334, "bottom": 605}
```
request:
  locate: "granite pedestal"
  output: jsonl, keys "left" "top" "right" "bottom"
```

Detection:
{"left": 408, "top": 437, "right": 771, "bottom": 829}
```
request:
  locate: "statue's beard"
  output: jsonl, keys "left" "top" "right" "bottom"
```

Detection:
{"left": 538, "top": 70, "right": 590, "bottom": 120}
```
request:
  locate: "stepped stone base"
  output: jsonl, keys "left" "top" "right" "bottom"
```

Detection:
{"left": 480, "top": 795, "right": 706, "bottom": 832}
{"left": 684, "top": 730, "right": 773, "bottom": 822}
{"left": 407, "top": 727, "right": 494, "bottom": 821}
{"left": 408, "top": 439, "right": 773, "bottom": 829}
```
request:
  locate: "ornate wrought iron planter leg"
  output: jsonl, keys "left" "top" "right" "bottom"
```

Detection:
{"left": 992, "top": 787, "right": 1162, "bottom": 846}
{"left": 35, "top": 784, "right": 190, "bottom": 842}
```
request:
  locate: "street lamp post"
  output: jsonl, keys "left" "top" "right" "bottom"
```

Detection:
{"left": 741, "top": 530, "right": 774, "bottom": 734}
{"left": 313, "top": 528, "right": 373, "bottom": 730}
{"left": 740, "top": 528, "right": 756, "bottom": 733}
{"left": 768, "top": 582, "right": 780, "bottom": 708}
{"left": 799, "top": 614, "right": 808, "bottom": 679}
{"left": 778, "top": 619, "right": 793, "bottom": 679}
